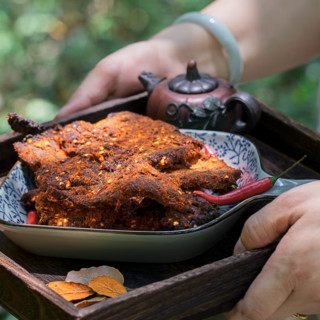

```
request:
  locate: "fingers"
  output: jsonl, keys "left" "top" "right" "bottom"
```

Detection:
{"left": 227, "top": 181, "right": 320, "bottom": 319}
{"left": 56, "top": 22, "right": 214, "bottom": 118}
{"left": 55, "top": 43, "right": 149, "bottom": 118}
{"left": 56, "top": 57, "right": 119, "bottom": 118}
{"left": 225, "top": 249, "right": 294, "bottom": 319}
{"left": 227, "top": 227, "right": 301, "bottom": 319}
{"left": 227, "top": 217, "right": 320, "bottom": 319}
{"left": 233, "top": 198, "right": 291, "bottom": 254}
{"left": 56, "top": 21, "right": 226, "bottom": 118}
{"left": 234, "top": 181, "right": 318, "bottom": 254}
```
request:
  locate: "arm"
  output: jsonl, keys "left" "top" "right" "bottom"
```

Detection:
{"left": 202, "top": 0, "right": 320, "bottom": 81}
{"left": 56, "top": 0, "right": 320, "bottom": 117}
{"left": 156, "top": 0, "right": 320, "bottom": 82}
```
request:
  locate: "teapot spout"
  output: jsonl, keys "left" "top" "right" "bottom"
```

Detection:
{"left": 139, "top": 71, "right": 165, "bottom": 94}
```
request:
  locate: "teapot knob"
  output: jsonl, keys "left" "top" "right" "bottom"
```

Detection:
{"left": 168, "top": 60, "right": 218, "bottom": 94}
{"left": 185, "top": 60, "right": 201, "bottom": 81}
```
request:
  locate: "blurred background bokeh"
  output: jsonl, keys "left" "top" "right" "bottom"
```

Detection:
{"left": 0, "top": 0, "right": 320, "bottom": 136}
{"left": 0, "top": 0, "right": 319, "bottom": 318}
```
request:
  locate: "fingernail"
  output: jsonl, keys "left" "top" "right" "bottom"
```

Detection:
{"left": 234, "top": 238, "right": 246, "bottom": 255}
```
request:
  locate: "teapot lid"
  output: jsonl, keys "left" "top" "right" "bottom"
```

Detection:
{"left": 168, "top": 60, "right": 218, "bottom": 94}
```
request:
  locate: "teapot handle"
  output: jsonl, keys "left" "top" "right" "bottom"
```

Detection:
{"left": 224, "top": 91, "right": 262, "bottom": 134}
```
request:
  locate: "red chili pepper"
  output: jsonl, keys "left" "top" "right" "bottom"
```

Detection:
{"left": 27, "top": 210, "right": 39, "bottom": 224}
{"left": 194, "top": 155, "right": 307, "bottom": 205}
{"left": 203, "top": 144, "right": 218, "bottom": 157}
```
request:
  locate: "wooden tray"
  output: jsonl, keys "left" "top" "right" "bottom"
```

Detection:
{"left": 0, "top": 93, "right": 319, "bottom": 320}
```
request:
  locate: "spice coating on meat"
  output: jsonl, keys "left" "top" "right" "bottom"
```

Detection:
{"left": 9, "top": 111, "right": 242, "bottom": 230}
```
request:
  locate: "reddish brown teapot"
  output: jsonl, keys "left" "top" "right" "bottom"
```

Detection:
{"left": 139, "top": 60, "right": 261, "bottom": 133}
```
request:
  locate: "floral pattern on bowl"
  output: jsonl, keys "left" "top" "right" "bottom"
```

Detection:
{"left": 188, "top": 131, "right": 259, "bottom": 187}
{"left": 0, "top": 163, "right": 31, "bottom": 224}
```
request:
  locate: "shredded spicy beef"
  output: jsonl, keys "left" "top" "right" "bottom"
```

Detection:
{"left": 9, "top": 111, "right": 242, "bottom": 230}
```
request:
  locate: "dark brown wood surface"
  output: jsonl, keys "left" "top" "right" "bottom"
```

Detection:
{"left": 0, "top": 94, "right": 319, "bottom": 320}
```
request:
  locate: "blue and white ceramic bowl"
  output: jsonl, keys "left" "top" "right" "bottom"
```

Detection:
{"left": 0, "top": 130, "right": 314, "bottom": 262}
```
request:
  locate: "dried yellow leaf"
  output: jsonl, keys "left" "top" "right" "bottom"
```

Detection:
{"left": 65, "top": 265, "right": 124, "bottom": 285}
{"left": 47, "top": 281, "right": 95, "bottom": 301}
{"left": 88, "top": 275, "right": 127, "bottom": 298}
{"left": 74, "top": 296, "right": 107, "bottom": 308}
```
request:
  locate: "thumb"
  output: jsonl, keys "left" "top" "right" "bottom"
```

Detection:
{"left": 233, "top": 193, "right": 299, "bottom": 255}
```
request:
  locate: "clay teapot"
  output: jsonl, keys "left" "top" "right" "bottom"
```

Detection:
{"left": 139, "top": 60, "right": 261, "bottom": 133}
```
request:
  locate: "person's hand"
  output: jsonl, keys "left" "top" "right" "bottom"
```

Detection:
{"left": 225, "top": 180, "right": 320, "bottom": 320}
{"left": 55, "top": 22, "right": 229, "bottom": 118}
{"left": 56, "top": 40, "right": 184, "bottom": 118}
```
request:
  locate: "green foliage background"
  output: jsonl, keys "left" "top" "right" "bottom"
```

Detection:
{"left": 0, "top": 0, "right": 319, "bottom": 136}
